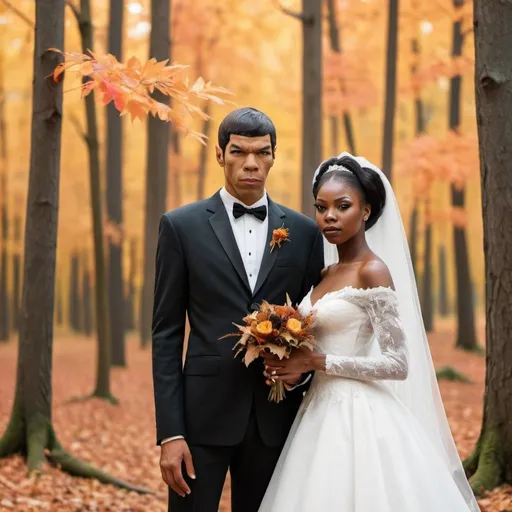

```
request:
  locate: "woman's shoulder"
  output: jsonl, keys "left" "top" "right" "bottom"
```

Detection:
{"left": 358, "top": 257, "right": 394, "bottom": 290}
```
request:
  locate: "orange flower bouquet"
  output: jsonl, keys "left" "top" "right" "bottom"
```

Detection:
{"left": 221, "top": 295, "right": 316, "bottom": 402}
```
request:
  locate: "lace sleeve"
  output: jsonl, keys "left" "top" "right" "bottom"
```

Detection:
{"left": 324, "top": 289, "right": 408, "bottom": 381}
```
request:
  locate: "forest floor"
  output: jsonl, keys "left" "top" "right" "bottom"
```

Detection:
{"left": 0, "top": 320, "right": 511, "bottom": 511}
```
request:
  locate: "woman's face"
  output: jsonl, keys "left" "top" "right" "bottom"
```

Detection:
{"left": 314, "top": 177, "right": 370, "bottom": 245}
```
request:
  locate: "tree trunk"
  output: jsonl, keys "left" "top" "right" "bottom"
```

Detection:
{"left": 0, "top": 52, "right": 9, "bottom": 342}
{"left": 11, "top": 215, "right": 21, "bottom": 331}
{"left": 196, "top": 102, "right": 211, "bottom": 201}
{"left": 170, "top": 130, "right": 181, "bottom": 208}
{"left": 326, "top": 0, "right": 356, "bottom": 156}
{"left": 140, "top": 0, "right": 171, "bottom": 347}
{"left": 74, "top": 0, "right": 115, "bottom": 400}
{"left": 106, "top": 0, "right": 126, "bottom": 367}
{"left": 449, "top": 0, "right": 478, "bottom": 351}
{"left": 56, "top": 279, "right": 63, "bottom": 327}
{"left": 421, "top": 205, "right": 434, "bottom": 332}
{"left": 0, "top": 3, "right": 152, "bottom": 492}
{"left": 69, "top": 251, "right": 81, "bottom": 332}
{"left": 438, "top": 245, "right": 449, "bottom": 317}
{"left": 465, "top": 0, "right": 512, "bottom": 493}
{"left": 409, "top": 204, "right": 419, "bottom": 277}
{"left": 125, "top": 237, "right": 137, "bottom": 331}
{"left": 381, "top": 0, "right": 399, "bottom": 181}
{"left": 82, "top": 250, "right": 93, "bottom": 337}
{"left": 300, "top": 0, "right": 322, "bottom": 218}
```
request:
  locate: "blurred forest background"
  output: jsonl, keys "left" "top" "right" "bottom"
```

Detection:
{"left": 1, "top": 0, "right": 510, "bottom": 510}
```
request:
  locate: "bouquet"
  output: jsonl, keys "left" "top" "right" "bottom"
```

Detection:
{"left": 221, "top": 295, "right": 316, "bottom": 402}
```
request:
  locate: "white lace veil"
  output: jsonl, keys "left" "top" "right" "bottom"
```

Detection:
{"left": 314, "top": 151, "right": 479, "bottom": 511}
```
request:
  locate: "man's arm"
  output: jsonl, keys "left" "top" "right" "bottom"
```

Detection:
{"left": 152, "top": 214, "right": 188, "bottom": 444}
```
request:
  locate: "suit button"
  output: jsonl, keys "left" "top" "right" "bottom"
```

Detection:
{"left": 249, "top": 303, "right": 259, "bottom": 312}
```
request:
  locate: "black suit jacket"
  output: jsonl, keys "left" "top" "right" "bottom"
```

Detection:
{"left": 152, "top": 191, "right": 324, "bottom": 448}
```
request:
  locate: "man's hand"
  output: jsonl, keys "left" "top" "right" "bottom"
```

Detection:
{"left": 160, "top": 439, "right": 196, "bottom": 497}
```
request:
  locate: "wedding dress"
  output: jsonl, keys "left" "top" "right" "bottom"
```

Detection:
{"left": 259, "top": 285, "right": 474, "bottom": 511}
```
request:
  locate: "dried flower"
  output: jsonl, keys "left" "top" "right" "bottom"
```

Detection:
{"left": 220, "top": 294, "right": 316, "bottom": 403}
{"left": 270, "top": 226, "right": 290, "bottom": 252}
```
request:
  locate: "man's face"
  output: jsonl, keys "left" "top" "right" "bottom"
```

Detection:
{"left": 216, "top": 134, "right": 276, "bottom": 203}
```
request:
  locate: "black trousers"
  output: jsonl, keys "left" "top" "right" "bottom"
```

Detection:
{"left": 168, "top": 412, "right": 283, "bottom": 512}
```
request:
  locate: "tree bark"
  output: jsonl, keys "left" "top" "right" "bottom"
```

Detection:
{"left": 449, "top": 0, "right": 478, "bottom": 351}
{"left": 0, "top": 51, "right": 9, "bottom": 342}
{"left": 421, "top": 206, "right": 434, "bottom": 331}
{"left": 69, "top": 250, "right": 81, "bottom": 332}
{"left": 106, "top": 0, "right": 126, "bottom": 367}
{"left": 381, "top": 0, "right": 399, "bottom": 181}
{"left": 73, "top": 0, "right": 115, "bottom": 400}
{"left": 82, "top": 250, "right": 93, "bottom": 337}
{"left": 465, "top": 0, "right": 512, "bottom": 493}
{"left": 11, "top": 215, "right": 21, "bottom": 331}
{"left": 300, "top": 0, "right": 322, "bottom": 217}
{"left": 125, "top": 237, "right": 137, "bottom": 331}
{"left": 140, "top": 0, "right": 171, "bottom": 347}
{"left": 196, "top": 102, "right": 211, "bottom": 201}
{"left": 438, "top": 245, "right": 449, "bottom": 317}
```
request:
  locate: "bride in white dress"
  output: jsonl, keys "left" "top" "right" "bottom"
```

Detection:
{"left": 259, "top": 153, "right": 480, "bottom": 511}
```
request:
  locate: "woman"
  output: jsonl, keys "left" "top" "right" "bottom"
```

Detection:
{"left": 259, "top": 153, "right": 480, "bottom": 511}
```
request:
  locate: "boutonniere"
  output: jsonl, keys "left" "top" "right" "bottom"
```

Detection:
{"left": 270, "top": 225, "right": 290, "bottom": 252}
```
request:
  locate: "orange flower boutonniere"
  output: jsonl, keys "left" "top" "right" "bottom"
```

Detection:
{"left": 270, "top": 226, "right": 290, "bottom": 252}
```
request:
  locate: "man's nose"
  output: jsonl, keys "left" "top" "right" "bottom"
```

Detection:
{"left": 244, "top": 153, "right": 259, "bottom": 170}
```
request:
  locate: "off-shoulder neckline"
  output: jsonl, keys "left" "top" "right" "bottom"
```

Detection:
{"left": 308, "top": 285, "right": 396, "bottom": 308}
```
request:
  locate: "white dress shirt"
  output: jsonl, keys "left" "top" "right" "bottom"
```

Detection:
{"left": 161, "top": 188, "right": 269, "bottom": 445}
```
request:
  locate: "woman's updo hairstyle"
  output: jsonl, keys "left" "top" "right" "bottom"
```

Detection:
{"left": 312, "top": 155, "right": 386, "bottom": 230}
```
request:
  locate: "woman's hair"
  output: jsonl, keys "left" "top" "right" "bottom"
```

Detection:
{"left": 312, "top": 155, "right": 386, "bottom": 230}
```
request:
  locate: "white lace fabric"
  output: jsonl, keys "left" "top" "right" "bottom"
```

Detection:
{"left": 323, "top": 288, "right": 408, "bottom": 381}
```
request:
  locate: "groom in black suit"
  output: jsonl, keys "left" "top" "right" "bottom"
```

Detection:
{"left": 152, "top": 107, "right": 324, "bottom": 512}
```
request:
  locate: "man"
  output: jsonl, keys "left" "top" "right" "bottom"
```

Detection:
{"left": 152, "top": 107, "right": 324, "bottom": 511}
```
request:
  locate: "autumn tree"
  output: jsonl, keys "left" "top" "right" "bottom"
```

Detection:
{"left": 449, "top": 0, "right": 478, "bottom": 351}
{"left": 0, "top": 0, "right": 145, "bottom": 490}
{"left": 464, "top": 0, "right": 512, "bottom": 493}
{"left": 274, "top": 0, "right": 322, "bottom": 218}
{"left": 381, "top": 0, "right": 399, "bottom": 181}
{"left": 68, "top": 0, "right": 116, "bottom": 403}
{"left": 0, "top": 35, "right": 8, "bottom": 342}
{"left": 106, "top": 0, "right": 126, "bottom": 367}
{"left": 326, "top": 0, "right": 357, "bottom": 156}
{"left": 139, "top": 0, "right": 171, "bottom": 348}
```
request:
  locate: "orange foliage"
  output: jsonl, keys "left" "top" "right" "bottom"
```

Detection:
{"left": 396, "top": 132, "right": 479, "bottom": 227}
{"left": 51, "top": 49, "right": 233, "bottom": 143}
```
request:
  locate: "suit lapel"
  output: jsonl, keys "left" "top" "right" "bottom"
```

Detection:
{"left": 253, "top": 198, "right": 286, "bottom": 297}
{"left": 208, "top": 192, "right": 251, "bottom": 293}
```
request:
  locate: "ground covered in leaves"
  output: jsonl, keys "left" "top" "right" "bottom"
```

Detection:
{"left": 0, "top": 321, "right": 511, "bottom": 511}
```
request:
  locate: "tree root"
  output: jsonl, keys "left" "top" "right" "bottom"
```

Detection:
{"left": 468, "top": 428, "right": 503, "bottom": 496}
{"left": 436, "top": 365, "right": 472, "bottom": 383}
{"left": 457, "top": 344, "right": 484, "bottom": 355}
{"left": 47, "top": 444, "right": 153, "bottom": 494}
{"left": 65, "top": 393, "right": 119, "bottom": 406}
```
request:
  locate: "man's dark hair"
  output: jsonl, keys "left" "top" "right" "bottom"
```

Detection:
{"left": 218, "top": 107, "right": 277, "bottom": 155}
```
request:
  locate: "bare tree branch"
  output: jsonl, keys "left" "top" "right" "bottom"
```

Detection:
{"left": 65, "top": 0, "right": 81, "bottom": 24}
{"left": 271, "top": 0, "right": 313, "bottom": 24}
{"left": 0, "top": 0, "right": 34, "bottom": 28}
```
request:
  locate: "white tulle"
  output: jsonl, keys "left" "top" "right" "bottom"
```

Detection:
{"left": 266, "top": 151, "right": 478, "bottom": 511}
{"left": 259, "top": 287, "right": 476, "bottom": 511}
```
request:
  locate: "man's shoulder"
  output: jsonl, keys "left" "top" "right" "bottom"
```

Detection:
{"left": 163, "top": 198, "right": 211, "bottom": 224}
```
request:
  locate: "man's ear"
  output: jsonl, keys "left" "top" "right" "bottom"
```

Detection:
{"left": 215, "top": 145, "right": 224, "bottom": 166}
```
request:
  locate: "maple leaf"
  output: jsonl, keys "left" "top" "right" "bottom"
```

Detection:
{"left": 50, "top": 49, "right": 233, "bottom": 143}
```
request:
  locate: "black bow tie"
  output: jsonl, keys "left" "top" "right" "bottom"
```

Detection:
{"left": 232, "top": 202, "right": 267, "bottom": 221}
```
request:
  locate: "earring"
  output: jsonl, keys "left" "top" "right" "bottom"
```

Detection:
{"left": 364, "top": 216, "right": 369, "bottom": 221}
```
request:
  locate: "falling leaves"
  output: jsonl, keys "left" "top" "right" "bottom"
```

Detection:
{"left": 49, "top": 49, "right": 233, "bottom": 143}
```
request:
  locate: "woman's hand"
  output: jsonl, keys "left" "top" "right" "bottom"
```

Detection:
{"left": 262, "top": 346, "right": 325, "bottom": 383}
